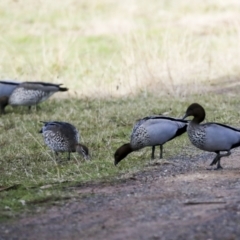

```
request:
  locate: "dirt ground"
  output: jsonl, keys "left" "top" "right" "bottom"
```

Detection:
{"left": 1, "top": 149, "right": 240, "bottom": 240}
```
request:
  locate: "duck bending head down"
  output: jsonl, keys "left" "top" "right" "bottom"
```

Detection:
{"left": 114, "top": 116, "right": 188, "bottom": 166}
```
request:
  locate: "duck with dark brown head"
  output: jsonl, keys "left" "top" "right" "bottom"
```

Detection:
{"left": 114, "top": 115, "right": 188, "bottom": 166}
{"left": 183, "top": 103, "right": 240, "bottom": 169}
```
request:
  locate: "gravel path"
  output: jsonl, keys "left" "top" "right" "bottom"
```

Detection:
{"left": 1, "top": 149, "right": 240, "bottom": 240}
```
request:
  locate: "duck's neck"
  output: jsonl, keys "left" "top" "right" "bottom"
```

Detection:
{"left": 191, "top": 114, "right": 205, "bottom": 124}
{"left": 192, "top": 117, "right": 201, "bottom": 124}
{"left": 188, "top": 119, "right": 201, "bottom": 132}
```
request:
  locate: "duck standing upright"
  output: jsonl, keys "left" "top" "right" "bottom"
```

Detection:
{"left": 183, "top": 103, "right": 240, "bottom": 169}
{"left": 40, "top": 121, "right": 90, "bottom": 161}
{"left": 114, "top": 116, "right": 188, "bottom": 165}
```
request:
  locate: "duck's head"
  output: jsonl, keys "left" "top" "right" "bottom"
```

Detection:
{"left": 114, "top": 143, "right": 133, "bottom": 166}
{"left": 76, "top": 144, "right": 90, "bottom": 160}
{"left": 183, "top": 103, "right": 206, "bottom": 123}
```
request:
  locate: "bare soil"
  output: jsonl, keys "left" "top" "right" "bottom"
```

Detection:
{"left": 1, "top": 150, "right": 240, "bottom": 240}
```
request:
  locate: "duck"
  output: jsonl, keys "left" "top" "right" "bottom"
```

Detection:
{"left": 114, "top": 116, "right": 188, "bottom": 165}
{"left": 0, "top": 81, "right": 68, "bottom": 112}
{"left": 39, "top": 121, "right": 90, "bottom": 161}
{"left": 183, "top": 103, "right": 240, "bottom": 169}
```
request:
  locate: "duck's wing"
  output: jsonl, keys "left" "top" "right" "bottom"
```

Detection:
{"left": 40, "top": 121, "right": 79, "bottom": 141}
{"left": 25, "top": 82, "right": 68, "bottom": 91}
{"left": 0, "top": 80, "right": 20, "bottom": 97}
{"left": 19, "top": 83, "right": 60, "bottom": 92}
{"left": 204, "top": 122, "right": 240, "bottom": 132}
{"left": 0, "top": 80, "right": 20, "bottom": 85}
{"left": 132, "top": 115, "right": 187, "bottom": 135}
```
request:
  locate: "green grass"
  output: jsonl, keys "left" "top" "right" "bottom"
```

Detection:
{"left": 0, "top": 0, "right": 240, "bottom": 220}
{"left": 1, "top": 92, "right": 240, "bottom": 220}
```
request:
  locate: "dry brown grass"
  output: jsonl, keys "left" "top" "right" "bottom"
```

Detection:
{"left": 0, "top": 0, "right": 240, "bottom": 96}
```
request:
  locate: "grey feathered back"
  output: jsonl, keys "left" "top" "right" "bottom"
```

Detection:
{"left": 130, "top": 116, "right": 187, "bottom": 150}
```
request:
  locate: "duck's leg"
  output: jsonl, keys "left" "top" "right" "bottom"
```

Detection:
{"left": 215, "top": 151, "right": 231, "bottom": 170}
{"left": 207, "top": 153, "right": 220, "bottom": 170}
{"left": 216, "top": 159, "right": 223, "bottom": 170}
{"left": 210, "top": 151, "right": 231, "bottom": 170}
{"left": 210, "top": 153, "right": 220, "bottom": 166}
{"left": 55, "top": 151, "right": 59, "bottom": 161}
{"left": 160, "top": 145, "right": 163, "bottom": 159}
{"left": 68, "top": 152, "right": 71, "bottom": 160}
{"left": 219, "top": 151, "right": 231, "bottom": 158}
{"left": 151, "top": 146, "right": 155, "bottom": 159}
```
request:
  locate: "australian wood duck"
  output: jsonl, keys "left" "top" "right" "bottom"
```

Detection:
{"left": 183, "top": 103, "right": 240, "bottom": 169}
{"left": 40, "top": 121, "right": 89, "bottom": 161}
{"left": 114, "top": 116, "right": 188, "bottom": 165}
{"left": 1, "top": 81, "right": 68, "bottom": 112}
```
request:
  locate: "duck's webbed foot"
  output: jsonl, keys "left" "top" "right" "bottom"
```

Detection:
{"left": 214, "top": 160, "right": 223, "bottom": 170}
{"left": 209, "top": 151, "right": 230, "bottom": 170}
{"left": 210, "top": 155, "right": 219, "bottom": 166}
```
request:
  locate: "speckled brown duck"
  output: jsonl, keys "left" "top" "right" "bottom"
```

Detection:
{"left": 40, "top": 121, "right": 90, "bottom": 161}
{"left": 114, "top": 116, "right": 188, "bottom": 166}
{"left": 183, "top": 103, "right": 240, "bottom": 169}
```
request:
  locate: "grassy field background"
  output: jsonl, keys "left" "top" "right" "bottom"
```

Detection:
{"left": 0, "top": 0, "right": 240, "bottom": 96}
{"left": 1, "top": 0, "right": 240, "bottom": 218}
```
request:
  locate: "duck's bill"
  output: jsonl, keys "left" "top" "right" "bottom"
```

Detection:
{"left": 182, "top": 113, "right": 188, "bottom": 120}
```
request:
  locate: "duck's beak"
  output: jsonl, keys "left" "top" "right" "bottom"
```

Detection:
{"left": 114, "top": 159, "right": 119, "bottom": 166}
{"left": 182, "top": 113, "right": 188, "bottom": 120}
{"left": 84, "top": 154, "right": 90, "bottom": 161}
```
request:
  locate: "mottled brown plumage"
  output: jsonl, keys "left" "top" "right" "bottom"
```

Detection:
{"left": 40, "top": 121, "right": 90, "bottom": 161}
